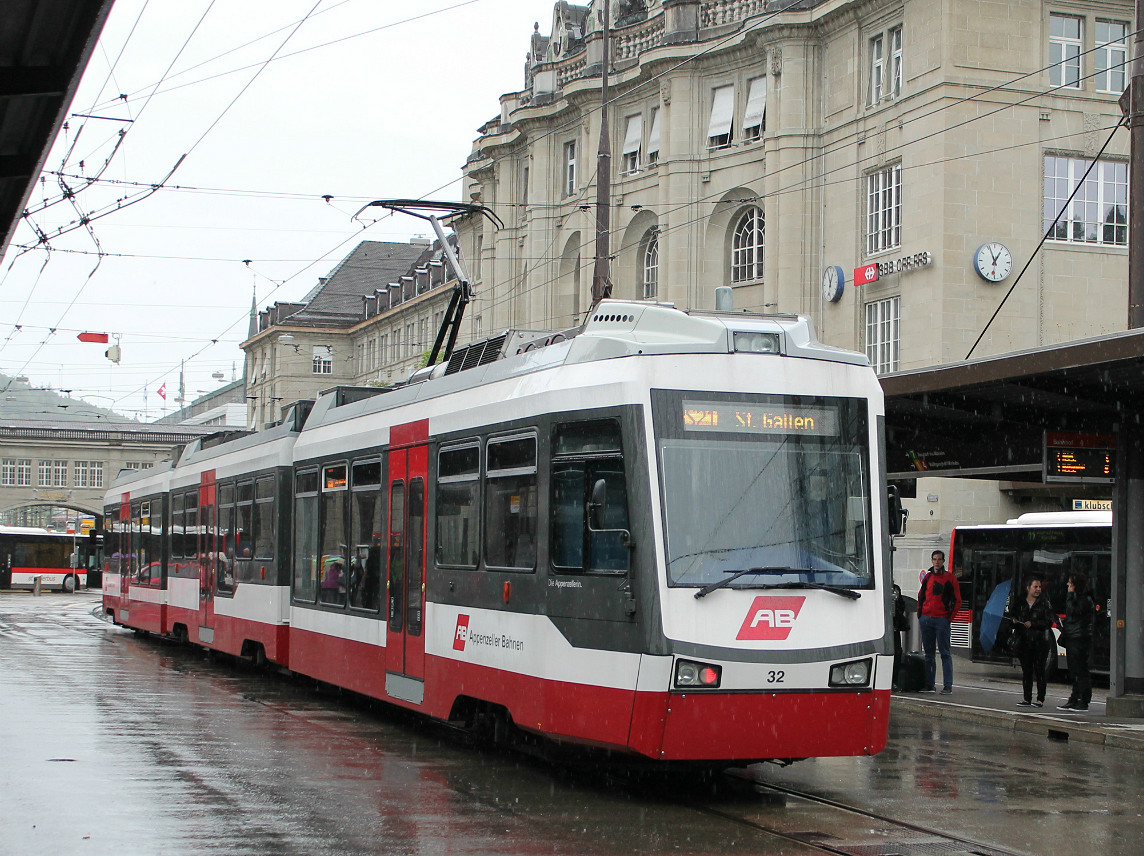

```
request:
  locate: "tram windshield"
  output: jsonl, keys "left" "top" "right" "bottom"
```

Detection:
{"left": 654, "top": 390, "right": 873, "bottom": 589}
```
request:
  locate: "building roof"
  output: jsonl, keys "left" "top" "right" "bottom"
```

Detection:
{"left": 285, "top": 240, "right": 433, "bottom": 327}
{"left": 0, "top": 417, "right": 221, "bottom": 444}
{"left": 0, "top": 0, "right": 115, "bottom": 256}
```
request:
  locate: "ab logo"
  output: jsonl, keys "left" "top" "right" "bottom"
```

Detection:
{"left": 735, "top": 596, "right": 805, "bottom": 640}
{"left": 453, "top": 614, "right": 470, "bottom": 651}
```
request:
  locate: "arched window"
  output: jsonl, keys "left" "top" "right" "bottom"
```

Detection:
{"left": 641, "top": 231, "right": 659, "bottom": 298}
{"left": 731, "top": 207, "right": 764, "bottom": 282}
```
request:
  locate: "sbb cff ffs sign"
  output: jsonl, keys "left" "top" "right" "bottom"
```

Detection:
{"left": 1044, "top": 431, "right": 1115, "bottom": 484}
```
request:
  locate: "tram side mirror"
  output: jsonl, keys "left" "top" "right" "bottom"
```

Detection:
{"left": 588, "top": 478, "right": 634, "bottom": 548}
{"left": 588, "top": 479, "right": 608, "bottom": 531}
{"left": 887, "top": 485, "right": 907, "bottom": 536}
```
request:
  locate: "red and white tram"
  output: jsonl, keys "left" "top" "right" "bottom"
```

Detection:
{"left": 103, "top": 300, "right": 897, "bottom": 764}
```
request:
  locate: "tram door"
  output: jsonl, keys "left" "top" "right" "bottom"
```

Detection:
{"left": 198, "top": 470, "right": 217, "bottom": 643}
{"left": 385, "top": 443, "right": 427, "bottom": 685}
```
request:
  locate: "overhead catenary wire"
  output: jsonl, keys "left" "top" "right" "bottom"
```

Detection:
{"left": 3, "top": 6, "right": 1134, "bottom": 408}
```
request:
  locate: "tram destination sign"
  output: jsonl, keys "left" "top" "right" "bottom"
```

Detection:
{"left": 682, "top": 401, "right": 839, "bottom": 436}
{"left": 1044, "top": 431, "right": 1115, "bottom": 484}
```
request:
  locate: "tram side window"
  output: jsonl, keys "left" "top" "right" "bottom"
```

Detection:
{"left": 182, "top": 491, "right": 199, "bottom": 579}
{"left": 485, "top": 435, "right": 538, "bottom": 571}
{"left": 235, "top": 481, "right": 255, "bottom": 583}
{"left": 254, "top": 476, "right": 276, "bottom": 560}
{"left": 217, "top": 483, "right": 235, "bottom": 594}
{"left": 350, "top": 460, "right": 382, "bottom": 611}
{"left": 294, "top": 470, "right": 319, "bottom": 602}
{"left": 103, "top": 507, "right": 124, "bottom": 574}
{"left": 437, "top": 444, "right": 480, "bottom": 568}
{"left": 170, "top": 493, "right": 184, "bottom": 564}
{"left": 319, "top": 463, "right": 348, "bottom": 607}
{"left": 140, "top": 499, "right": 163, "bottom": 586}
{"left": 551, "top": 419, "right": 630, "bottom": 573}
{"left": 129, "top": 504, "right": 144, "bottom": 583}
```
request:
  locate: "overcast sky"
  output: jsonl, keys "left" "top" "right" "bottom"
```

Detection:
{"left": 0, "top": 0, "right": 547, "bottom": 419}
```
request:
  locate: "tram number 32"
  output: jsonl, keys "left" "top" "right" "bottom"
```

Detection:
{"left": 767, "top": 670, "right": 785, "bottom": 683}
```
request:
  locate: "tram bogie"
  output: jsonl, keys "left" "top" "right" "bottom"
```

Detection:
{"left": 103, "top": 300, "right": 894, "bottom": 764}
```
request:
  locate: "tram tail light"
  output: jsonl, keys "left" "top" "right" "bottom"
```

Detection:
{"left": 829, "top": 658, "right": 871, "bottom": 687}
{"left": 674, "top": 659, "right": 722, "bottom": 689}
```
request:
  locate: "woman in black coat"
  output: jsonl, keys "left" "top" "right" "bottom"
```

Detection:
{"left": 1058, "top": 571, "right": 1095, "bottom": 712}
{"left": 1009, "top": 575, "right": 1054, "bottom": 707}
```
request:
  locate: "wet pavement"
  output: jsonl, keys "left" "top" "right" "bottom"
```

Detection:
{"left": 2, "top": 590, "right": 1143, "bottom": 856}
{"left": 892, "top": 651, "right": 1144, "bottom": 751}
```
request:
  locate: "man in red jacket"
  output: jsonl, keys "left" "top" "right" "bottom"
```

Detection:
{"left": 917, "top": 550, "right": 961, "bottom": 694}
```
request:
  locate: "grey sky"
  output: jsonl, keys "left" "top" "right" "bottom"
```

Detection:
{"left": 0, "top": 0, "right": 544, "bottom": 419}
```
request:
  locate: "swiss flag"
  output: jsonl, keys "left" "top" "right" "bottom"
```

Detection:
{"left": 157, "top": 383, "right": 166, "bottom": 401}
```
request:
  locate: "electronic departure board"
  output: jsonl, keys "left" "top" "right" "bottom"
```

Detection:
{"left": 1044, "top": 431, "right": 1115, "bottom": 484}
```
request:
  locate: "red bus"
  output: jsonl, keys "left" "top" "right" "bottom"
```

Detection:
{"left": 0, "top": 525, "right": 99, "bottom": 592}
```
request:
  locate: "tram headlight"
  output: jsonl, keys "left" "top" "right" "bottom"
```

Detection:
{"left": 733, "top": 331, "right": 781, "bottom": 354}
{"left": 829, "top": 658, "right": 871, "bottom": 687}
{"left": 674, "top": 659, "right": 722, "bottom": 689}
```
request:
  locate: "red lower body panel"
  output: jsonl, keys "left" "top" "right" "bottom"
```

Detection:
{"left": 289, "top": 628, "right": 388, "bottom": 699}
{"left": 649, "top": 688, "right": 890, "bottom": 760}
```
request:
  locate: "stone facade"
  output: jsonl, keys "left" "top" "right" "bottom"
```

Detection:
{"left": 450, "top": 0, "right": 1134, "bottom": 535}
{"left": 0, "top": 420, "right": 221, "bottom": 525}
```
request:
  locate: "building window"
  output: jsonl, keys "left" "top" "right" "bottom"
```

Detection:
{"left": 406, "top": 323, "right": 415, "bottom": 356}
{"left": 1044, "top": 156, "right": 1128, "bottom": 246}
{"left": 38, "top": 459, "right": 68, "bottom": 487}
{"left": 73, "top": 460, "right": 103, "bottom": 489}
{"left": 647, "top": 107, "right": 660, "bottom": 166}
{"left": 743, "top": 77, "right": 767, "bottom": 142}
{"left": 379, "top": 333, "right": 388, "bottom": 366}
{"left": 1095, "top": 20, "right": 1128, "bottom": 94}
{"left": 564, "top": 140, "right": 577, "bottom": 196}
{"left": 869, "top": 33, "right": 885, "bottom": 103}
{"left": 641, "top": 230, "right": 659, "bottom": 298}
{"left": 890, "top": 26, "right": 903, "bottom": 97}
{"left": 474, "top": 234, "right": 483, "bottom": 282}
{"left": 621, "top": 113, "right": 643, "bottom": 174}
{"left": 731, "top": 207, "right": 764, "bottom": 283}
{"left": 392, "top": 329, "right": 402, "bottom": 362}
{"left": 1050, "top": 14, "right": 1083, "bottom": 89}
{"left": 865, "top": 297, "right": 900, "bottom": 375}
{"left": 866, "top": 165, "right": 902, "bottom": 255}
{"left": 707, "top": 85, "right": 734, "bottom": 149}
{"left": 2, "top": 458, "right": 32, "bottom": 487}
{"left": 312, "top": 346, "right": 333, "bottom": 374}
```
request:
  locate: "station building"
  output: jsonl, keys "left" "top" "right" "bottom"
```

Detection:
{"left": 444, "top": 0, "right": 1133, "bottom": 543}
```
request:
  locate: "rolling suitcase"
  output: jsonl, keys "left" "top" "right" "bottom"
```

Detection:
{"left": 900, "top": 651, "right": 926, "bottom": 692}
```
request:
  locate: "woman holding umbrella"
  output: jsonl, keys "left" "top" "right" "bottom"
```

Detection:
{"left": 1010, "top": 575, "right": 1054, "bottom": 707}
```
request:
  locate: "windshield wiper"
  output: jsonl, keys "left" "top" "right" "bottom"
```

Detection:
{"left": 694, "top": 567, "right": 861, "bottom": 600}
{"left": 753, "top": 581, "right": 861, "bottom": 600}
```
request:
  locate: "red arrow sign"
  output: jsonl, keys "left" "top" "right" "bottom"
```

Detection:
{"left": 77, "top": 332, "right": 110, "bottom": 343}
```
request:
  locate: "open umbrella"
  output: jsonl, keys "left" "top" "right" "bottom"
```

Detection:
{"left": 979, "top": 579, "right": 1012, "bottom": 653}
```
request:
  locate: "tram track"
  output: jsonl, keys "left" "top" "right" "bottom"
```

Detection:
{"left": 694, "top": 771, "right": 1032, "bottom": 856}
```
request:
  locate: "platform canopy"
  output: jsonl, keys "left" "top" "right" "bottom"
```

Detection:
{"left": 0, "top": 0, "right": 115, "bottom": 257}
{"left": 881, "top": 328, "right": 1144, "bottom": 481}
